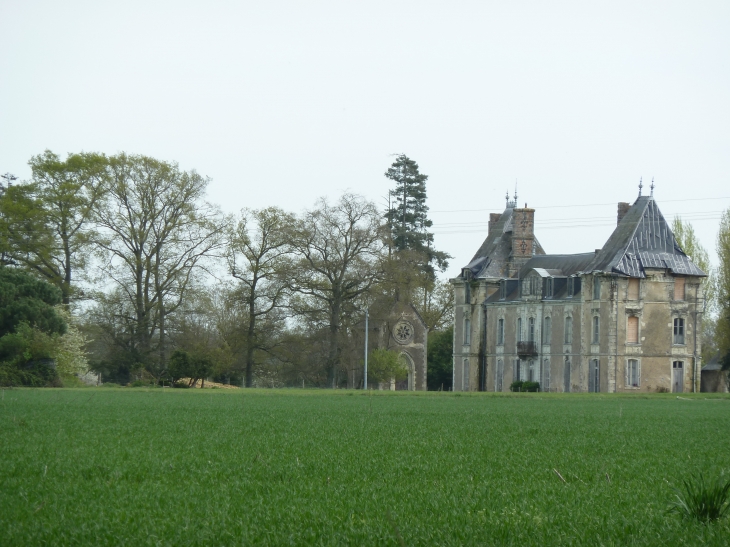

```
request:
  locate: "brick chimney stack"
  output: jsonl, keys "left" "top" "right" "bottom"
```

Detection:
{"left": 617, "top": 202, "right": 631, "bottom": 225}
{"left": 488, "top": 213, "right": 501, "bottom": 234}
{"left": 512, "top": 207, "right": 535, "bottom": 259}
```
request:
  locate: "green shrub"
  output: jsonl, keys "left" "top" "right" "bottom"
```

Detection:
{"left": 510, "top": 381, "right": 540, "bottom": 392}
{"left": 669, "top": 473, "right": 730, "bottom": 522}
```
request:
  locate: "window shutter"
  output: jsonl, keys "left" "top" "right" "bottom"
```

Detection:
{"left": 674, "top": 278, "right": 685, "bottom": 301}
{"left": 628, "top": 278, "right": 639, "bottom": 300}
{"left": 627, "top": 316, "right": 639, "bottom": 343}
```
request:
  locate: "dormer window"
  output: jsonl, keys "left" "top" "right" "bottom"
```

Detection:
{"left": 567, "top": 277, "right": 574, "bottom": 298}
{"left": 499, "top": 281, "right": 506, "bottom": 300}
{"left": 545, "top": 278, "right": 554, "bottom": 298}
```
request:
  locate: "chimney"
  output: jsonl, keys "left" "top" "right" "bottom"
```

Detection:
{"left": 488, "top": 213, "right": 501, "bottom": 234}
{"left": 617, "top": 202, "right": 631, "bottom": 225}
{"left": 511, "top": 207, "right": 535, "bottom": 259}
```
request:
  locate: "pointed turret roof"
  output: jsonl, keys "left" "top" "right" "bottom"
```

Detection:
{"left": 585, "top": 196, "right": 705, "bottom": 278}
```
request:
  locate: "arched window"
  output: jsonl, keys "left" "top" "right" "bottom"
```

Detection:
{"left": 528, "top": 317, "right": 535, "bottom": 342}
{"left": 543, "top": 316, "right": 552, "bottom": 344}
{"left": 564, "top": 316, "right": 573, "bottom": 344}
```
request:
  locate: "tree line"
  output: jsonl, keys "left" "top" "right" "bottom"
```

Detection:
{"left": 0, "top": 152, "right": 454, "bottom": 388}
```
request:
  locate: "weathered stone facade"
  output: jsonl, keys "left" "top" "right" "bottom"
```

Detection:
{"left": 451, "top": 193, "right": 706, "bottom": 393}
{"left": 377, "top": 301, "right": 428, "bottom": 390}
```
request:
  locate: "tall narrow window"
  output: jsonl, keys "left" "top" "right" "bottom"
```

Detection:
{"left": 497, "top": 318, "right": 504, "bottom": 345}
{"left": 567, "top": 277, "right": 574, "bottom": 297}
{"left": 463, "top": 359, "right": 470, "bottom": 391}
{"left": 517, "top": 318, "right": 523, "bottom": 342}
{"left": 593, "top": 278, "right": 601, "bottom": 300}
{"left": 673, "top": 318, "right": 685, "bottom": 344}
{"left": 528, "top": 317, "right": 535, "bottom": 342}
{"left": 542, "top": 358, "right": 550, "bottom": 391}
{"left": 463, "top": 318, "right": 471, "bottom": 345}
{"left": 628, "top": 278, "right": 640, "bottom": 300}
{"left": 674, "top": 277, "right": 685, "bottom": 301}
{"left": 528, "top": 360, "right": 535, "bottom": 382}
{"left": 546, "top": 278, "right": 553, "bottom": 298}
{"left": 563, "top": 357, "right": 571, "bottom": 392}
{"left": 496, "top": 359, "right": 504, "bottom": 392}
{"left": 543, "top": 317, "right": 552, "bottom": 344}
{"left": 500, "top": 281, "right": 506, "bottom": 300}
{"left": 564, "top": 316, "right": 573, "bottom": 344}
{"left": 592, "top": 316, "right": 600, "bottom": 344}
{"left": 514, "top": 359, "right": 521, "bottom": 382}
{"left": 589, "top": 359, "right": 600, "bottom": 392}
{"left": 627, "top": 359, "right": 639, "bottom": 387}
{"left": 672, "top": 361, "right": 683, "bottom": 393}
{"left": 627, "top": 316, "right": 639, "bottom": 344}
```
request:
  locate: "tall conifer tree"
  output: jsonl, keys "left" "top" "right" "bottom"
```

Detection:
{"left": 384, "top": 154, "right": 450, "bottom": 278}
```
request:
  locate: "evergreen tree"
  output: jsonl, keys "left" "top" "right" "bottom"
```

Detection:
{"left": 384, "top": 155, "right": 450, "bottom": 276}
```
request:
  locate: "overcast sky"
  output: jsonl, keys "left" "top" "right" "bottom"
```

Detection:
{"left": 1, "top": 1, "right": 729, "bottom": 278}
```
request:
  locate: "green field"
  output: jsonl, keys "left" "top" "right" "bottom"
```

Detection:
{"left": 1, "top": 389, "right": 729, "bottom": 546}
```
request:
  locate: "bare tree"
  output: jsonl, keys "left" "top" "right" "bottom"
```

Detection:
{"left": 93, "top": 154, "right": 224, "bottom": 376}
{"left": 289, "top": 193, "right": 385, "bottom": 387}
{"left": 226, "top": 207, "right": 295, "bottom": 387}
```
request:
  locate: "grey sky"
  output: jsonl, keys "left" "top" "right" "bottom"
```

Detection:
{"left": 2, "top": 1, "right": 729, "bottom": 277}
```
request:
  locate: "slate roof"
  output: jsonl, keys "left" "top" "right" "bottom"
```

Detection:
{"left": 463, "top": 205, "right": 545, "bottom": 279}
{"left": 583, "top": 196, "right": 705, "bottom": 278}
{"left": 518, "top": 253, "right": 596, "bottom": 279}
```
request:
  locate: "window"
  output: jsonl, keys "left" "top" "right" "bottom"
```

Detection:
{"left": 628, "top": 278, "right": 640, "bottom": 300}
{"left": 543, "top": 316, "right": 552, "bottom": 344}
{"left": 514, "top": 359, "right": 521, "bottom": 382}
{"left": 589, "top": 359, "right": 600, "bottom": 392}
{"left": 627, "top": 316, "right": 639, "bottom": 344}
{"left": 528, "top": 317, "right": 535, "bottom": 342}
{"left": 542, "top": 359, "right": 550, "bottom": 391}
{"left": 517, "top": 318, "right": 523, "bottom": 342}
{"left": 567, "top": 277, "right": 574, "bottom": 297}
{"left": 674, "top": 277, "right": 685, "bottom": 301}
{"left": 593, "top": 278, "right": 601, "bottom": 300}
{"left": 464, "top": 282, "right": 470, "bottom": 304}
{"left": 463, "top": 318, "right": 471, "bottom": 345}
{"left": 528, "top": 360, "right": 535, "bottom": 382}
{"left": 463, "top": 359, "right": 470, "bottom": 391}
{"left": 545, "top": 278, "right": 554, "bottom": 298}
{"left": 627, "top": 359, "right": 640, "bottom": 387}
{"left": 497, "top": 318, "right": 504, "bottom": 345}
{"left": 672, "top": 361, "right": 684, "bottom": 393}
{"left": 592, "top": 316, "right": 600, "bottom": 344}
{"left": 563, "top": 357, "right": 571, "bottom": 392}
{"left": 496, "top": 359, "right": 504, "bottom": 392}
{"left": 673, "top": 318, "right": 685, "bottom": 345}
{"left": 500, "top": 281, "right": 506, "bottom": 300}
{"left": 564, "top": 316, "right": 573, "bottom": 344}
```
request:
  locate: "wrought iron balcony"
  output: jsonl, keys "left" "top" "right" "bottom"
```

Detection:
{"left": 517, "top": 341, "right": 538, "bottom": 357}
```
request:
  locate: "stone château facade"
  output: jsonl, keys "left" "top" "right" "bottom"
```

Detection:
{"left": 451, "top": 191, "right": 706, "bottom": 393}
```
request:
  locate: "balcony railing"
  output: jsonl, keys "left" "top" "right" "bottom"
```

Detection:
{"left": 517, "top": 341, "right": 538, "bottom": 357}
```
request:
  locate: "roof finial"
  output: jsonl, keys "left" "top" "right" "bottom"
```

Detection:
{"left": 505, "top": 190, "right": 510, "bottom": 205}
{"left": 638, "top": 177, "right": 643, "bottom": 197}
{"left": 650, "top": 177, "right": 654, "bottom": 197}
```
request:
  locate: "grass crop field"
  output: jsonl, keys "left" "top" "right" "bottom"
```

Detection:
{"left": 1, "top": 389, "right": 729, "bottom": 546}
